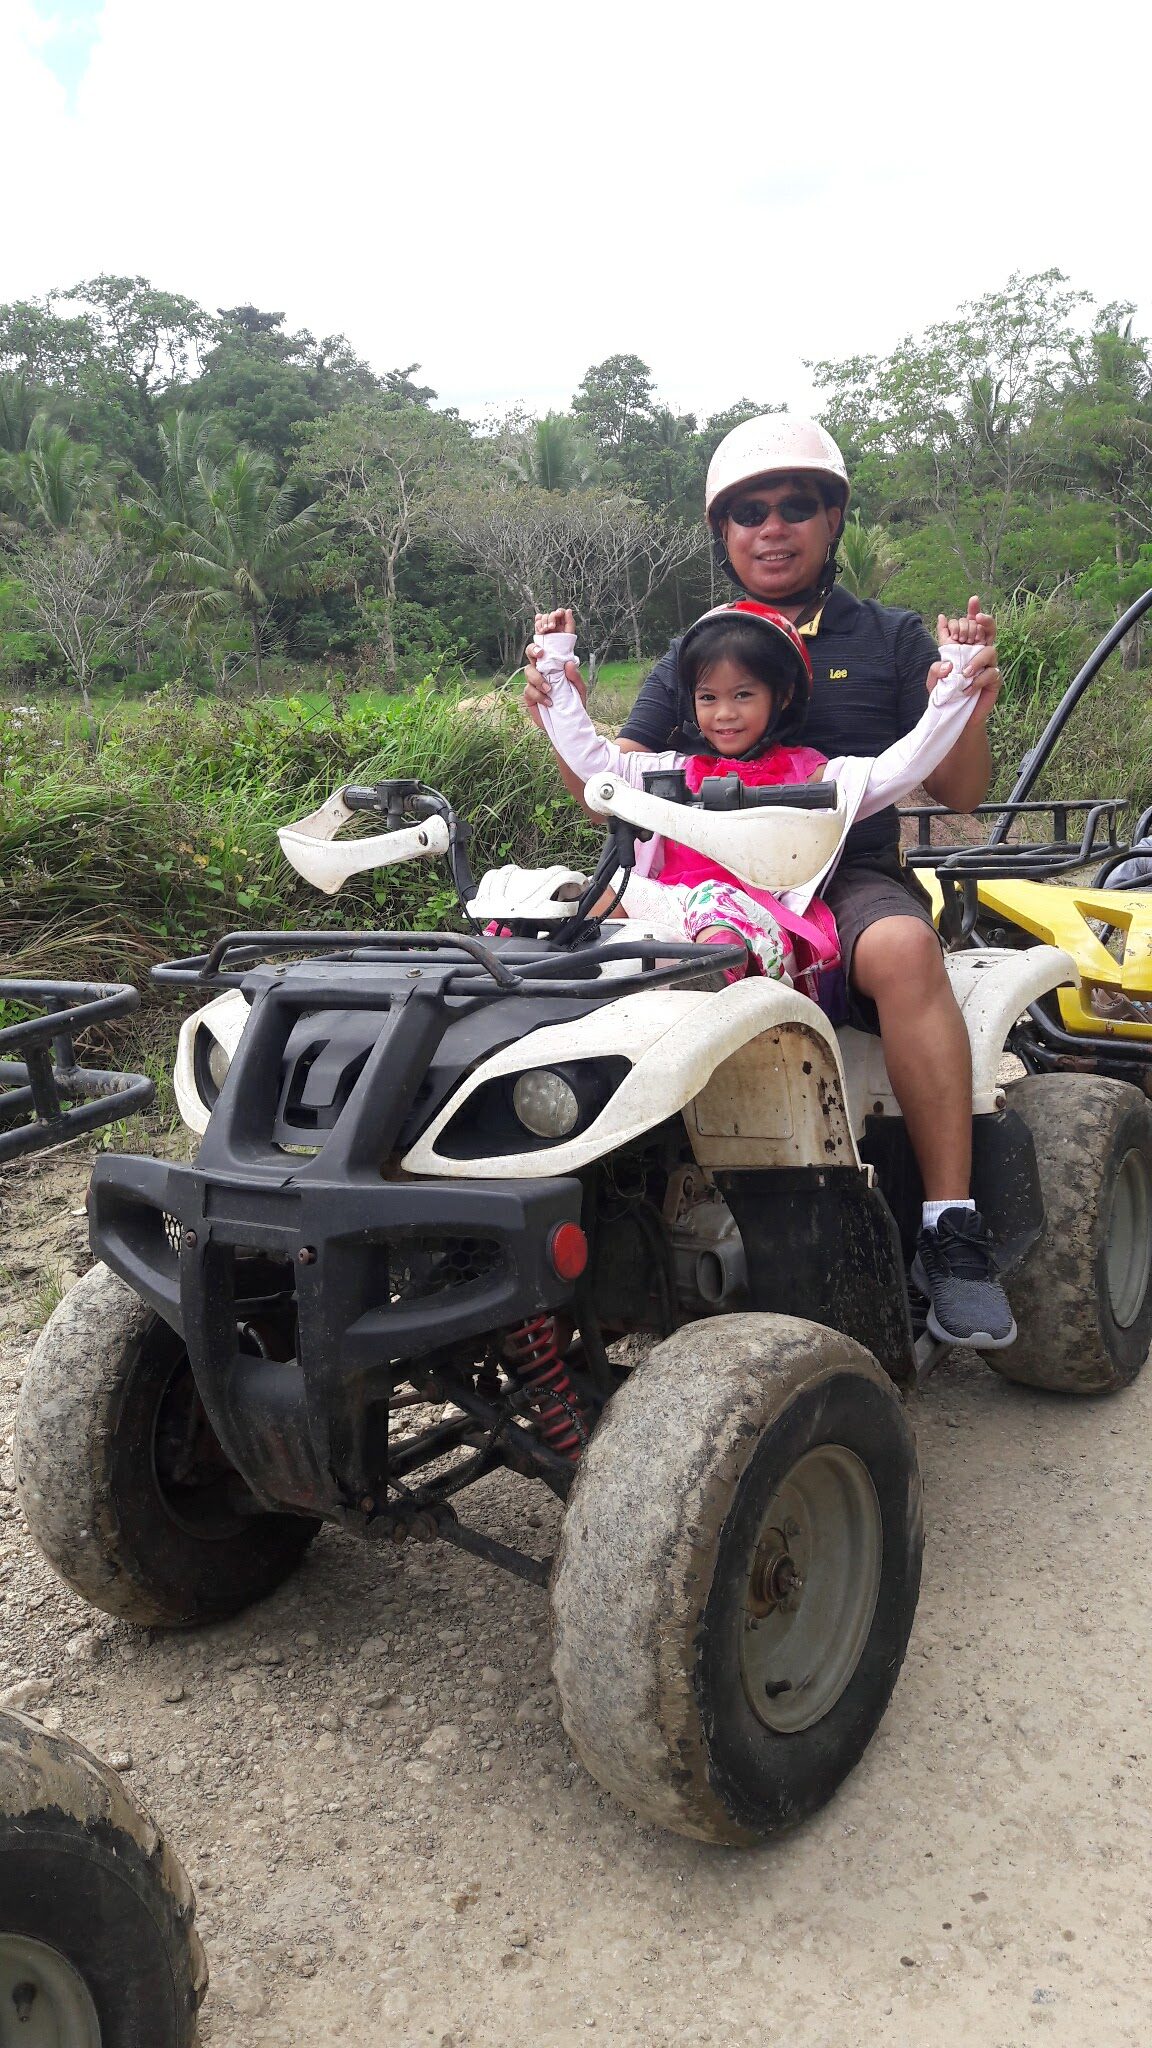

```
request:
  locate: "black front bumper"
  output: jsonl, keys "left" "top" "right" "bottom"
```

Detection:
{"left": 90, "top": 1154, "right": 583, "bottom": 1518}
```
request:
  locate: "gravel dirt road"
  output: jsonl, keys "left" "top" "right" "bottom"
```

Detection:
{"left": 2, "top": 1140, "right": 1151, "bottom": 2047}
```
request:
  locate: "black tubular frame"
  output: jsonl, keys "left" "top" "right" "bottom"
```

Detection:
{"left": 0, "top": 979, "right": 154, "bottom": 1163}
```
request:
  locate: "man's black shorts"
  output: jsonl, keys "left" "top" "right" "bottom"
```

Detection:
{"left": 822, "top": 850, "right": 939, "bottom": 1033}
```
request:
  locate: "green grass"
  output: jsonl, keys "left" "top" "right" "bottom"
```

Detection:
{"left": 0, "top": 684, "right": 608, "bottom": 995}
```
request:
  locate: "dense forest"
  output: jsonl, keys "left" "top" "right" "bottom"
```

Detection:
{"left": 1, "top": 267, "right": 1150, "bottom": 711}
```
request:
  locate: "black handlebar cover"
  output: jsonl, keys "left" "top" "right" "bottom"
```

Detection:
{"left": 641, "top": 768, "right": 837, "bottom": 813}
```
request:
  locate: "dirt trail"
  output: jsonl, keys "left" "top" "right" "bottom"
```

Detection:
{"left": 2, "top": 1142, "right": 1151, "bottom": 2047}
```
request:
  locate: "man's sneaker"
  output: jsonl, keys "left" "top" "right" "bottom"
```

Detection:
{"left": 910, "top": 1208, "right": 1017, "bottom": 1350}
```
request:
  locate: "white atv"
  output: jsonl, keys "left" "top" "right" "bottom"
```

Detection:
{"left": 15, "top": 774, "right": 1152, "bottom": 1847}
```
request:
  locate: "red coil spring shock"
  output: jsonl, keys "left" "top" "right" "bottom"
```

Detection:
{"left": 504, "top": 1314, "right": 585, "bottom": 1462}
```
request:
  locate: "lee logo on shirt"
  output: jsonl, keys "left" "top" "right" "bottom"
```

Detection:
{"left": 827, "top": 667, "right": 848, "bottom": 681}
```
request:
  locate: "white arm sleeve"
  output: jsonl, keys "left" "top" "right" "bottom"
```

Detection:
{"left": 535, "top": 632, "right": 672, "bottom": 790}
{"left": 820, "top": 642, "right": 983, "bottom": 820}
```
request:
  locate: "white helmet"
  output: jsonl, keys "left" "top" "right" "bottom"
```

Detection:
{"left": 705, "top": 416, "right": 850, "bottom": 527}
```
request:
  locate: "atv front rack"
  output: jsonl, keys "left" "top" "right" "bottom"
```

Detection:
{"left": 0, "top": 979, "right": 154, "bottom": 1163}
{"left": 900, "top": 795, "right": 1136, "bottom": 878}
{"left": 151, "top": 930, "right": 745, "bottom": 998}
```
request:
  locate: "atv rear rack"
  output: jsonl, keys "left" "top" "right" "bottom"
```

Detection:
{"left": 0, "top": 979, "right": 154, "bottom": 1163}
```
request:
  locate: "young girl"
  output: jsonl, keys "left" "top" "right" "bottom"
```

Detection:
{"left": 532, "top": 600, "right": 984, "bottom": 1002}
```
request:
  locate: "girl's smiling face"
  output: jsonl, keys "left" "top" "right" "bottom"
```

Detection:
{"left": 693, "top": 657, "right": 790, "bottom": 755}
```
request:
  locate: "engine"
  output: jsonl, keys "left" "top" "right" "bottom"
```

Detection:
{"left": 665, "top": 1166, "right": 748, "bottom": 1313}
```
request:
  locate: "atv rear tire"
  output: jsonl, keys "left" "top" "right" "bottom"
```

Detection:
{"left": 0, "top": 1712, "right": 206, "bottom": 2045}
{"left": 550, "top": 1313, "right": 922, "bottom": 1846}
{"left": 998, "top": 1075, "right": 1152, "bottom": 1393}
{"left": 15, "top": 1263, "right": 319, "bottom": 1627}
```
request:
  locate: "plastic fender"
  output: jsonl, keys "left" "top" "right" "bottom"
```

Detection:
{"left": 970, "top": 876, "right": 1152, "bottom": 1039}
{"left": 400, "top": 977, "right": 859, "bottom": 1179}
{"left": 584, "top": 773, "right": 847, "bottom": 894}
{"left": 173, "top": 988, "right": 250, "bottom": 1135}
{"left": 837, "top": 944, "right": 1076, "bottom": 1134}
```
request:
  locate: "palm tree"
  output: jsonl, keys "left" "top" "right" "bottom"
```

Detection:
{"left": 500, "top": 414, "right": 597, "bottom": 492}
{"left": 0, "top": 374, "right": 46, "bottom": 455}
{"left": 0, "top": 412, "right": 109, "bottom": 534}
{"left": 153, "top": 437, "right": 324, "bottom": 688}
{"left": 837, "top": 511, "right": 903, "bottom": 600}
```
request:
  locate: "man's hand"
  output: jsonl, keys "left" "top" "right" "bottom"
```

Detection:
{"left": 522, "top": 606, "right": 586, "bottom": 730}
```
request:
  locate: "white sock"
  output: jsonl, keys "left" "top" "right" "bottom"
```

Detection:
{"left": 922, "top": 1198, "right": 974, "bottom": 1232}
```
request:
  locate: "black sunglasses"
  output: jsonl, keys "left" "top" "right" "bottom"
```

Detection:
{"left": 726, "top": 493, "right": 824, "bottom": 528}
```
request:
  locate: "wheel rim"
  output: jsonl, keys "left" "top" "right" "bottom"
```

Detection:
{"left": 740, "top": 1444, "right": 883, "bottom": 1735}
{"left": 0, "top": 1934, "right": 101, "bottom": 2047}
{"left": 1104, "top": 1147, "right": 1152, "bottom": 1329}
{"left": 151, "top": 1352, "right": 250, "bottom": 1540}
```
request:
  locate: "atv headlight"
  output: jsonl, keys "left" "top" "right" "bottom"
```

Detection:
{"left": 193, "top": 1027, "right": 232, "bottom": 1109}
{"left": 512, "top": 1069, "right": 580, "bottom": 1139}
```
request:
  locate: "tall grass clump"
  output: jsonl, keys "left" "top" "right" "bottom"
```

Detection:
{"left": 0, "top": 685, "right": 604, "bottom": 990}
{"left": 987, "top": 592, "right": 1152, "bottom": 815}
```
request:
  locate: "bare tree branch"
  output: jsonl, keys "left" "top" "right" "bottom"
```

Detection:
{"left": 16, "top": 535, "right": 169, "bottom": 715}
{"left": 434, "top": 489, "right": 704, "bottom": 676}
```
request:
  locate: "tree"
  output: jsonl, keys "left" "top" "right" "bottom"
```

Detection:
{"left": 836, "top": 512, "right": 903, "bottom": 601}
{"left": 61, "top": 276, "right": 214, "bottom": 412}
{"left": 436, "top": 488, "right": 703, "bottom": 676}
{"left": 0, "top": 277, "right": 215, "bottom": 477}
{"left": 0, "top": 374, "right": 54, "bottom": 455}
{"left": 498, "top": 414, "right": 597, "bottom": 492}
{"left": 187, "top": 307, "right": 379, "bottom": 465}
{"left": 15, "top": 534, "right": 168, "bottom": 716}
{"left": 297, "top": 400, "right": 474, "bottom": 685}
{"left": 809, "top": 271, "right": 1092, "bottom": 590}
{"left": 0, "top": 415, "right": 111, "bottom": 535}
{"left": 572, "top": 354, "right": 656, "bottom": 462}
{"left": 0, "top": 299, "right": 101, "bottom": 387}
{"left": 154, "top": 444, "right": 325, "bottom": 689}
{"left": 1054, "top": 306, "right": 1152, "bottom": 664}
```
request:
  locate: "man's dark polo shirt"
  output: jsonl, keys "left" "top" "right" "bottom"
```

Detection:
{"left": 618, "top": 586, "right": 939, "bottom": 863}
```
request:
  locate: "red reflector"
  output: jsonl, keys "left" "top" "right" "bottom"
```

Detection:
{"left": 548, "top": 1222, "right": 588, "bottom": 1282}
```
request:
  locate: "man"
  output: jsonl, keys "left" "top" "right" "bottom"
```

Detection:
{"left": 523, "top": 414, "right": 1015, "bottom": 1349}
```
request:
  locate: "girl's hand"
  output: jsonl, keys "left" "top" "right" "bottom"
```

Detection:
{"left": 937, "top": 595, "right": 995, "bottom": 647}
{"left": 534, "top": 607, "right": 576, "bottom": 640}
{"left": 928, "top": 601, "right": 1002, "bottom": 728}
{"left": 522, "top": 607, "right": 585, "bottom": 729}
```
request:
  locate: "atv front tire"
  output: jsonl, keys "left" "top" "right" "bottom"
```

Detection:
{"left": 998, "top": 1074, "right": 1152, "bottom": 1393}
{"left": 15, "top": 1263, "right": 319, "bottom": 1627}
{"left": 550, "top": 1313, "right": 922, "bottom": 1846}
{"left": 0, "top": 1712, "right": 206, "bottom": 2045}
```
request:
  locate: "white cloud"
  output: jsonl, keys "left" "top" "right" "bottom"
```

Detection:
{"left": 4, "top": 0, "right": 1149, "bottom": 420}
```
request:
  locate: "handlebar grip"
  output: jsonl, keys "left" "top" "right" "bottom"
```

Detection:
{"left": 697, "top": 778, "right": 839, "bottom": 812}
{"left": 343, "top": 786, "right": 383, "bottom": 812}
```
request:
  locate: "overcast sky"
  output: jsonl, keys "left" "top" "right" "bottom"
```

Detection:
{"left": 7, "top": 0, "right": 1149, "bottom": 424}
